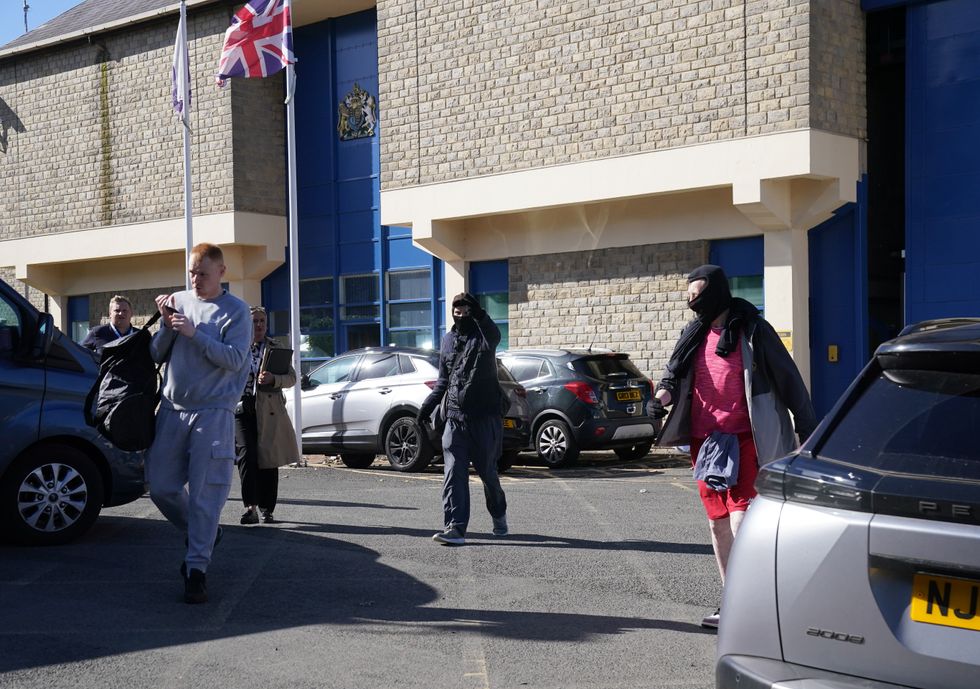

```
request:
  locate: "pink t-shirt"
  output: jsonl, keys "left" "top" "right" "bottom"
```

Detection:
{"left": 690, "top": 327, "right": 751, "bottom": 439}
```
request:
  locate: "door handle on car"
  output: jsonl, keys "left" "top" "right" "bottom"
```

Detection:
{"left": 329, "top": 392, "right": 344, "bottom": 400}
{"left": 377, "top": 387, "right": 392, "bottom": 395}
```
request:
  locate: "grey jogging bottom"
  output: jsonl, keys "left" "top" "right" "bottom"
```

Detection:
{"left": 441, "top": 415, "right": 506, "bottom": 535}
{"left": 146, "top": 407, "right": 235, "bottom": 573}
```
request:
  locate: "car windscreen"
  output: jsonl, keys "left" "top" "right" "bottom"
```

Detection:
{"left": 572, "top": 355, "right": 643, "bottom": 380}
{"left": 818, "top": 369, "right": 980, "bottom": 480}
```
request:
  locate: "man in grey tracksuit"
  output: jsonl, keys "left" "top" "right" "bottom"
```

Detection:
{"left": 147, "top": 243, "right": 251, "bottom": 604}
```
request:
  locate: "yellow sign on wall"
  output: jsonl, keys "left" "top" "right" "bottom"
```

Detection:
{"left": 777, "top": 331, "right": 792, "bottom": 352}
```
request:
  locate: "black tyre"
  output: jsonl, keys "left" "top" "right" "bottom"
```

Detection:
{"left": 535, "top": 419, "right": 580, "bottom": 468}
{"left": 339, "top": 453, "right": 376, "bottom": 468}
{"left": 385, "top": 416, "right": 433, "bottom": 472}
{"left": 498, "top": 450, "right": 520, "bottom": 474}
{"left": 613, "top": 441, "right": 653, "bottom": 462}
{"left": 1, "top": 444, "right": 104, "bottom": 546}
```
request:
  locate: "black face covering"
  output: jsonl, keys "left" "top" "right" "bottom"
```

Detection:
{"left": 453, "top": 314, "right": 476, "bottom": 334}
{"left": 687, "top": 264, "right": 732, "bottom": 322}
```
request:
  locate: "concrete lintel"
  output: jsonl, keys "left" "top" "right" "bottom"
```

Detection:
{"left": 4, "top": 211, "right": 286, "bottom": 296}
{"left": 412, "top": 218, "right": 465, "bottom": 263}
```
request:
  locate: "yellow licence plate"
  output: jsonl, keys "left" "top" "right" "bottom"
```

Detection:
{"left": 503, "top": 418, "right": 516, "bottom": 429}
{"left": 910, "top": 573, "right": 980, "bottom": 631}
{"left": 615, "top": 390, "right": 641, "bottom": 402}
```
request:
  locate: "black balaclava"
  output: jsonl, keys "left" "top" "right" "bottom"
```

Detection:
{"left": 687, "top": 264, "right": 732, "bottom": 322}
{"left": 452, "top": 292, "right": 477, "bottom": 334}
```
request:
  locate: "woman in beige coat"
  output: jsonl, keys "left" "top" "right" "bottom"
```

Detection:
{"left": 235, "top": 306, "right": 300, "bottom": 524}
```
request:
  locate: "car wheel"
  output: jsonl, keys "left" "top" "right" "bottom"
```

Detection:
{"left": 385, "top": 416, "right": 433, "bottom": 472}
{"left": 339, "top": 453, "right": 376, "bottom": 468}
{"left": 0, "top": 444, "right": 104, "bottom": 546}
{"left": 498, "top": 450, "right": 520, "bottom": 474}
{"left": 613, "top": 441, "right": 653, "bottom": 462}
{"left": 535, "top": 419, "right": 579, "bottom": 468}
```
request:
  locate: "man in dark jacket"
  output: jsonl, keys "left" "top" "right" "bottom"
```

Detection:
{"left": 651, "top": 265, "right": 816, "bottom": 629}
{"left": 81, "top": 295, "right": 134, "bottom": 355}
{"left": 418, "top": 292, "right": 508, "bottom": 546}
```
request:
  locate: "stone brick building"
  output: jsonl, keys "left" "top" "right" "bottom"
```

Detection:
{"left": 20, "top": 0, "right": 977, "bottom": 417}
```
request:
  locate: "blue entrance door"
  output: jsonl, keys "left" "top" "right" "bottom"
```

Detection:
{"left": 808, "top": 181, "right": 868, "bottom": 419}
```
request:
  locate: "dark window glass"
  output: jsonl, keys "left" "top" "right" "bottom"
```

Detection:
{"left": 356, "top": 354, "right": 400, "bottom": 381}
{"left": 819, "top": 370, "right": 980, "bottom": 479}
{"left": 341, "top": 304, "right": 380, "bottom": 320}
{"left": 343, "top": 274, "right": 378, "bottom": 304}
{"left": 389, "top": 270, "right": 431, "bottom": 300}
{"left": 300, "top": 308, "right": 334, "bottom": 332}
{"left": 389, "top": 302, "right": 429, "bottom": 328}
{"left": 398, "top": 354, "right": 417, "bottom": 374}
{"left": 575, "top": 356, "right": 644, "bottom": 380}
{"left": 0, "top": 295, "right": 21, "bottom": 355}
{"left": 300, "top": 278, "right": 333, "bottom": 306}
{"left": 347, "top": 323, "right": 380, "bottom": 350}
{"left": 308, "top": 355, "right": 359, "bottom": 385}
{"left": 390, "top": 329, "right": 435, "bottom": 349}
{"left": 505, "top": 357, "right": 546, "bottom": 382}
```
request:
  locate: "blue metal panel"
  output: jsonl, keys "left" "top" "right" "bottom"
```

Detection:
{"left": 337, "top": 210, "right": 377, "bottom": 241}
{"left": 708, "top": 236, "right": 763, "bottom": 277}
{"left": 388, "top": 236, "right": 432, "bottom": 269}
{"left": 469, "top": 260, "right": 508, "bottom": 293}
{"left": 862, "top": 0, "right": 930, "bottom": 12}
{"left": 337, "top": 178, "right": 375, "bottom": 214}
{"left": 67, "top": 295, "right": 89, "bottom": 323}
{"left": 906, "top": 0, "right": 980, "bottom": 323}
{"left": 808, "top": 179, "right": 869, "bottom": 419}
{"left": 339, "top": 241, "right": 376, "bottom": 273}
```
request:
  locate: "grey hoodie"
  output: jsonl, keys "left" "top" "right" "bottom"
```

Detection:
{"left": 150, "top": 289, "right": 251, "bottom": 412}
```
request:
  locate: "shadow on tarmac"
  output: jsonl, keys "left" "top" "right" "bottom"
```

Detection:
{"left": 0, "top": 508, "right": 712, "bottom": 673}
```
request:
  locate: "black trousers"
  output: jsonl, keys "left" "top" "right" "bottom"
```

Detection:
{"left": 235, "top": 398, "right": 279, "bottom": 512}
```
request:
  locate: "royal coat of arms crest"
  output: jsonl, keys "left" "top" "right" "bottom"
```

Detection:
{"left": 338, "top": 83, "right": 377, "bottom": 140}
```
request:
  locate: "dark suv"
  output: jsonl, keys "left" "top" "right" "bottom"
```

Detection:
{"left": 499, "top": 349, "right": 658, "bottom": 467}
{"left": 717, "top": 318, "right": 980, "bottom": 689}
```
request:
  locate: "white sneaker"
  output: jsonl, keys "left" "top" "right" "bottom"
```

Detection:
{"left": 701, "top": 608, "right": 720, "bottom": 629}
{"left": 432, "top": 526, "right": 465, "bottom": 546}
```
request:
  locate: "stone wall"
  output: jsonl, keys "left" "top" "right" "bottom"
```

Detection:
{"left": 87, "top": 286, "right": 184, "bottom": 329}
{"left": 0, "top": 3, "right": 285, "bottom": 243}
{"left": 0, "top": 266, "right": 45, "bottom": 312}
{"left": 508, "top": 240, "right": 709, "bottom": 379}
{"left": 378, "top": 0, "right": 867, "bottom": 190}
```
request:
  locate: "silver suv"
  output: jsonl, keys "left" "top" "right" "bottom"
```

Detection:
{"left": 717, "top": 318, "right": 980, "bottom": 689}
{"left": 287, "top": 346, "right": 530, "bottom": 472}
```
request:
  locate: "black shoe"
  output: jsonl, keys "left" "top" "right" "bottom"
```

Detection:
{"left": 184, "top": 568, "right": 207, "bottom": 604}
{"left": 261, "top": 510, "right": 275, "bottom": 524}
{"left": 241, "top": 509, "right": 259, "bottom": 525}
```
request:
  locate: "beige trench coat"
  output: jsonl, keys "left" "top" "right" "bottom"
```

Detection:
{"left": 254, "top": 337, "right": 301, "bottom": 469}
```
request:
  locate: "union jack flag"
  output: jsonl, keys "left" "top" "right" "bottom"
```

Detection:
{"left": 215, "top": 0, "right": 294, "bottom": 86}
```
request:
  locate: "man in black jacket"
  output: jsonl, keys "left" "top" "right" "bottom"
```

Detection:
{"left": 81, "top": 295, "right": 134, "bottom": 355}
{"left": 418, "top": 292, "right": 508, "bottom": 546}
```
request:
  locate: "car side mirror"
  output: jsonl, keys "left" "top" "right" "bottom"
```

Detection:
{"left": 301, "top": 374, "right": 315, "bottom": 390}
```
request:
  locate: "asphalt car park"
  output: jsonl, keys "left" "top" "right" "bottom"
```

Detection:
{"left": 1, "top": 449, "right": 717, "bottom": 689}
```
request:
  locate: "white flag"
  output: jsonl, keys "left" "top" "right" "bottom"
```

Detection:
{"left": 171, "top": 2, "right": 191, "bottom": 125}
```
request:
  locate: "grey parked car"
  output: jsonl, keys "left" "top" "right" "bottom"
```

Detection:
{"left": 717, "top": 318, "right": 980, "bottom": 689}
{"left": 0, "top": 278, "right": 145, "bottom": 546}
{"left": 287, "top": 346, "right": 530, "bottom": 472}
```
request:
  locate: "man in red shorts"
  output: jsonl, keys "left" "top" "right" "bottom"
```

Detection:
{"left": 650, "top": 264, "right": 815, "bottom": 629}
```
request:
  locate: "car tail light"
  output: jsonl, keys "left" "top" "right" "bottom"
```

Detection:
{"left": 593, "top": 426, "right": 607, "bottom": 437}
{"left": 756, "top": 455, "right": 876, "bottom": 512}
{"left": 564, "top": 381, "right": 599, "bottom": 405}
{"left": 514, "top": 385, "right": 527, "bottom": 398}
{"left": 424, "top": 380, "right": 437, "bottom": 389}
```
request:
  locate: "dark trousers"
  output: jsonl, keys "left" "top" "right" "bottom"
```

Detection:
{"left": 235, "top": 399, "right": 279, "bottom": 512}
{"left": 441, "top": 415, "right": 506, "bottom": 535}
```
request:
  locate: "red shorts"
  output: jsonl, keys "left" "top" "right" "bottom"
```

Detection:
{"left": 689, "top": 431, "right": 759, "bottom": 520}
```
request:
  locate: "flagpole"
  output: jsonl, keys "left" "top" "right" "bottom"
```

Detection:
{"left": 285, "top": 63, "right": 303, "bottom": 463}
{"left": 179, "top": 0, "right": 192, "bottom": 288}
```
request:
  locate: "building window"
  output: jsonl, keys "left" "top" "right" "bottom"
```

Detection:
{"left": 387, "top": 269, "right": 433, "bottom": 349}
{"left": 295, "top": 277, "right": 334, "bottom": 371}
{"left": 341, "top": 273, "right": 380, "bottom": 320}
{"left": 67, "top": 295, "right": 90, "bottom": 344}
{"left": 709, "top": 236, "right": 764, "bottom": 316}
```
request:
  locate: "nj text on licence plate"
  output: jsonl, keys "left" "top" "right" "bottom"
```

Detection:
{"left": 615, "top": 390, "right": 641, "bottom": 402}
{"left": 910, "top": 572, "right": 980, "bottom": 632}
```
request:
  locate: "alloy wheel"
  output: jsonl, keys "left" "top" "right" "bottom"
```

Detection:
{"left": 17, "top": 462, "right": 89, "bottom": 533}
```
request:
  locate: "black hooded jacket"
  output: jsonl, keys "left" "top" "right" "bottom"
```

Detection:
{"left": 419, "top": 311, "right": 503, "bottom": 420}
